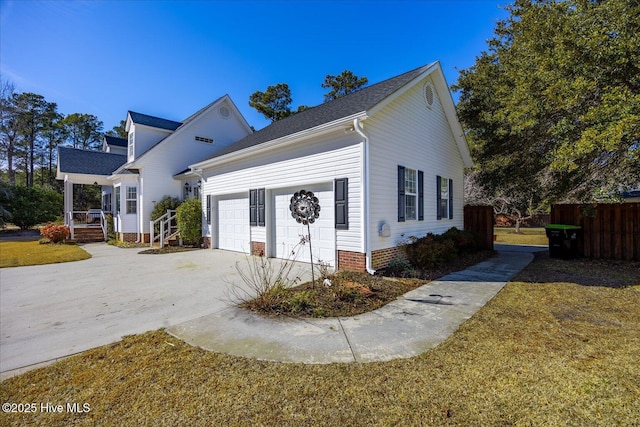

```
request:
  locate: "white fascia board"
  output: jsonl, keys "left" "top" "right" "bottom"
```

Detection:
{"left": 366, "top": 61, "right": 473, "bottom": 168}
{"left": 365, "top": 62, "right": 439, "bottom": 117}
{"left": 190, "top": 112, "right": 368, "bottom": 171}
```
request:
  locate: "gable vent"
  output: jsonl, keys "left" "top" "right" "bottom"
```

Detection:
{"left": 219, "top": 106, "right": 230, "bottom": 119}
{"left": 195, "top": 136, "right": 214, "bottom": 144}
{"left": 424, "top": 82, "right": 435, "bottom": 108}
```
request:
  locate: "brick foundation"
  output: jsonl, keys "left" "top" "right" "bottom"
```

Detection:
{"left": 203, "top": 237, "right": 211, "bottom": 249}
{"left": 118, "top": 233, "right": 150, "bottom": 243}
{"left": 119, "top": 232, "right": 138, "bottom": 242}
{"left": 337, "top": 250, "right": 366, "bottom": 271}
{"left": 251, "top": 241, "right": 265, "bottom": 256}
{"left": 371, "top": 247, "right": 402, "bottom": 270}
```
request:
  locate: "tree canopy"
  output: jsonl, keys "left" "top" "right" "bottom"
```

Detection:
{"left": 321, "top": 70, "right": 368, "bottom": 102}
{"left": 249, "top": 70, "right": 368, "bottom": 122}
{"left": 455, "top": 0, "right": 640, "bottom": 206}
{"left": 249, "top": 83, "right": 293, "bottom": 123}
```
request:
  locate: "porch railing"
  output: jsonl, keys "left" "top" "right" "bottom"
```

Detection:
{"left": 150, "top": 209, "right": 179, "bottom": 248}
{"left": 65, "top": 210, "right": 107, "bottom": 241}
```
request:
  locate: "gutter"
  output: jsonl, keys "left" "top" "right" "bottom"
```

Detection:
{"left": 353, "top": 118, "right": 376, "bottom": 275}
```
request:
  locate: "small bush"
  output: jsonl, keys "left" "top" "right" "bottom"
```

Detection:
{"left": 176, "top": 198, "right": 202, "bottom": 245}
{"left": 387, "top": 255, "right": 412, "bottom": 276}
{"left": 40, "top": 223, "right": 70, "bottom": 243}
{"left": 400, "top": 227, "right": 482, "bottom": 269}
{"left": 106, "top": 214, "right": 116, "bottom": 240}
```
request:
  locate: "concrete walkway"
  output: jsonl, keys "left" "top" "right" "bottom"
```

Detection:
{"left": 168, "top": 245, "right": 545, "bottom": 364}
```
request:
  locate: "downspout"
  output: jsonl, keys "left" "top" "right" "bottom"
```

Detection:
{"left": 135, "top": 175, "right": 141, "bottom": 243}
{"left": 353, "top": 118, "right": 376, "bottom": 275}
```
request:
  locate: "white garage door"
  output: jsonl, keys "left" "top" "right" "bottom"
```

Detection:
{"left": 218, "top": 194, "right": 250, "bottom": 253}
{"left": 274, "top": 184, "right": 335, "bottom": 266}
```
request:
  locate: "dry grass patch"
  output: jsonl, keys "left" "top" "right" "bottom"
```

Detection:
{"left": 2, "top": 255, "right": 639, "bottom": 425}
{"left": 495, "top": 226, "right": 548, "bottom": 245}
{"left": 0, "top": 240, "right": 91, "bottom": 267}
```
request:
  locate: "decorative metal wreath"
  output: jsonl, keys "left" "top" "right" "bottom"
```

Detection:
{"left": 289, "top": 190, "right": 321, "bottom": 225}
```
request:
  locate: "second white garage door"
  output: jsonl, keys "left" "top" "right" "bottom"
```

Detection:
{"left": 218, "top": 194, "right": 250, "bottom": 253}
{"left": 273, "top": 184, "right": 335, "bottom": 266}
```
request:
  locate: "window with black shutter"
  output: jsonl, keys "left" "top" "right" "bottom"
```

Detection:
{"left": 249, "top": 189, "right": 265, "bottom": 227}
{"left": 398, "top": 166, "right": 405, "bottom": 222}
{"left": 206, "top": 195, "right": 212, "bottom": 225}
{"left": 335, "top": 178, "right": 348, "bottom": 230}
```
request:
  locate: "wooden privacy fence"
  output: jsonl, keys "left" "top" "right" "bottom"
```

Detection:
{"left": 550, "top": 203, "right": 640, "bottom": 261}
{"left": 464, "top": 205, "right": 494, "bottom": 251}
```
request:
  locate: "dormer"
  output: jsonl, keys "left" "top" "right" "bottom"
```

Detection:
{"left": 125, "top": 111, "right": 182, "bottom": 162}
{"left": 102, "top": 135, "right": 128, "bottom": 155}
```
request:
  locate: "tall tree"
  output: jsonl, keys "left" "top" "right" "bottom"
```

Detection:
{"left": 41, "top": 109, "right": 66, "bottom": 186}
{"left": 249, "top": 83, "right": 293, "bottom": 123}
{"left": 0, "top": 80, "right": 18, "bottom": 185}
{"left": 63, "top": 113, "right": 104, "bottom": 150}
{"left": 321, "top": 70, "right": 368, "bottom": 102}
{"left": 106, "top": 119, "right": 127, "bottom": 139}
{"left": 13, "top": 93, "right": 50, "bottom": 187}
{"left": 454, "top": 0, "right": 640, "bottom": 205}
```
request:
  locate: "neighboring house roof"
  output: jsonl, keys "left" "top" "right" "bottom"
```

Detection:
{"left": 128, "top": 111, "right": 183, "bottom": 131}
{"left": 104, "top": 135, "right": 127, "bottom": 147}
{"left": 199, "top": 63, "right": 436, "bottom": 162}
{"left": 622, "top": 189, "right": 640, "bottom": 198}
{"left": 58, "top": 146, "right": 126, "bottom": 176}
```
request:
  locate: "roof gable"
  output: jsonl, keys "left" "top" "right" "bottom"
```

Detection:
{"left": 199, "top": 63, "right": 437, "bottom": 161}
{"left": 104, "top": 135, "right": 127, "bottom": 147}
{"left": 128, "top": 111, "right": 183, "bottom": 131}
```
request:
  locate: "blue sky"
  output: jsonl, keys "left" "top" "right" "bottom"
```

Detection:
{"left": 1, "top": 0, "right": 509, "bottom": 133}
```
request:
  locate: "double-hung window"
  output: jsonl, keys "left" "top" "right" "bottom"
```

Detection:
{"left": 115, "top": 186, "right": 121, "bottom": 214}
{"left": 128, "top": 132, "right": 134, "bottom": 159}
{"left": 398, "top": 166, "right": 424, "bottom": 222}
{"left": 126, "top": 186, "right": 137, "bottom": 214}
{"left": 437, "top": 176, "right": 453, "bottom": 220}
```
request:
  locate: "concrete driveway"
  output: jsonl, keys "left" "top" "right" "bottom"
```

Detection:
{"left": 0, "top": 243, "right": 311, "bottom": 376}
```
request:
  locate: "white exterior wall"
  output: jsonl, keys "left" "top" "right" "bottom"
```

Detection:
{"left": 112, "top": 176, "right": 139, "bottom": 235}
{"left": 201, "top": 131, "right": 363, "bottom": 253}
{"left": 136, "top": 101, "right": 251, "bottom": 234}
{"left": 366, "top": 76, "right": 466, "bottom": 252}
{"left": 129, "top": 124, "right": 172, "bottom": 162}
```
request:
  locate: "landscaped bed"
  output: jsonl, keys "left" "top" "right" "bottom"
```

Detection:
{"left": 238, "top": 250, "right": 495, "bottom": 318}
{"left": 1, "top": 253, "right": 638, "bottom": 425}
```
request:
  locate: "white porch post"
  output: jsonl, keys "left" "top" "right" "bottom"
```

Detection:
{"left": 63, "top": 175, "right": 73, "bottom": 226}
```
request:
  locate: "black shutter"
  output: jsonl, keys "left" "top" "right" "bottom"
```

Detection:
{"left": 398, "top": 165, "right": 405, "bottom": 222}
{"left": 258, "top": 188, "right": 265, "bottom": 227}
{"left": 206, "top": 194, "right": 212, "bottom": 225}
{"left": 448, "top": 179, "right": 454, "bottom": 220}
{"left": 436, "top": 175, "right": 442, "bottom": 220}
{"left": 418, "top": 170, "right": 424, "bottom": 221}
{"left": 335, "top": 178, "right": 349, "bottom": 230}
{"left": 249, "top": 189, "right": 257, "bottom": 226}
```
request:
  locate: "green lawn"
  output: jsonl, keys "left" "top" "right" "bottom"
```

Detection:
{"left": 1, "top": 254, "right": 638, "bottom": 425}
{"left": 0, "top": 239, "right": 91, "bottom": 267}
{"left": 494, "top": 226, "right": 549, "bottom": 245}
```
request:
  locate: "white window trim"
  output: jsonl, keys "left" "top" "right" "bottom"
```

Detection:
{"left": 128, "top": 132, "right": 135, "bottom": 159}
{"left": 126, "top": 186, "right": 137, "bottom": 214}
{"left": 405, "top": 168, "right": 417, "bottom": 221}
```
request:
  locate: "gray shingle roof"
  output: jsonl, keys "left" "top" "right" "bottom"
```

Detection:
{"left": 201, "top": 63, "right": 434, "bottom": 161}
{"left": 104, "top": 135, "right": 127, "bottom": 147}
{"left": 129, "top": 111, "right": 182, "bottom": 131}
{"left": 58, "top": 146, "right": 126, "bottom": 176}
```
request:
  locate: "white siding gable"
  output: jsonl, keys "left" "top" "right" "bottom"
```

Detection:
{"left": 366, "top": 76, "right": 467, "bottom": 251}
{"left": 135, "top": 99, "right": 252, "bottom": 233}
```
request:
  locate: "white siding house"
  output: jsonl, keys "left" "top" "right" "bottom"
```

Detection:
{"left": 57, "top": 61, "right": 471, "bottom": 271}
{"left": 191, "top": 62, "right": 472, "bottom": 271}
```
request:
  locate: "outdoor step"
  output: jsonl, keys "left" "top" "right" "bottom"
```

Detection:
{"left": 73, "top": 228, "right": 105, "bottom": 242}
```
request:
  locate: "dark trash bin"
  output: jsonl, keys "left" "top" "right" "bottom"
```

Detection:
{"left": 545, "top": 224, "right": 582, "bottom": 259}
